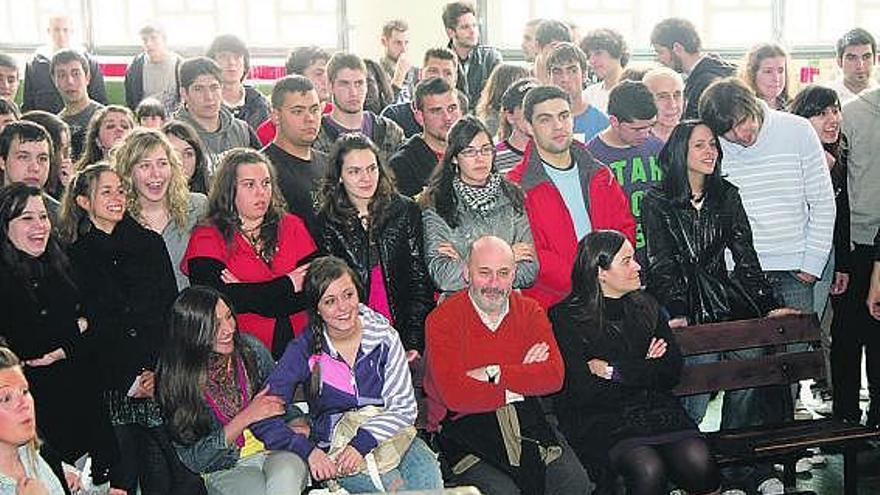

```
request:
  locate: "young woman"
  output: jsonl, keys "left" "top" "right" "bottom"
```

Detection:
{"left": 182, "top": 148, "right": 317, "bottom": 358}
{"left": 316, "top": 133, "right": 433, "bottom": 361}
{"left": 115, "top": 127, "right": 208, "bottom": 290}
{"left": 74, "top": 105, "right": 134, "bottom": 170}
{"left": 162, "top": 119, "right": 211, "bottom": 194}
{"left": 0, "top": 183, "right": 120, "bottom": 494}
{"left": 743, "top": 43, "right": 790, "bottom": 111}
{"left": 495, "top": 78, "right": 538, "bottom": 173}
{"left": 0, "top": 345, "right": 67, "bottom": 495}
{"left": 475, "top": 64, "right": 529, "bottom": 138}
{"left": 59, "top": 164, "right": 191, "bottom": 494}
{"left": 251, "top": 256, "right": 443, "bottom": 493}
{"left": 207, "top": 34, "right": 270, "bottom": 130}
{"left": 156, "top": 286, "right": 308, "bottom": 495}
{"left": 551, "top": 230, "right": 721, "bottom": 495}
{"left": 420, "top": 115, "right": 536, "bottom": 297}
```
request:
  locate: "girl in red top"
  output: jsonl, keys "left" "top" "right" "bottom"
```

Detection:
{"left": 182, "top": 148, "right": 317, "bottom": 357}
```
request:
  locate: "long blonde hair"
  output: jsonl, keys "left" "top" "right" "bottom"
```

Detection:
{"left": 113, "top": 128, "right": 190, "bottom": 230}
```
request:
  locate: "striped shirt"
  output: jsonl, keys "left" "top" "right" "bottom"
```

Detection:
{"left": 719, "top": 101, "right": 835, "bottom": 277}
{"left": 252, "top": 304, "right": 417, "bottom": 460}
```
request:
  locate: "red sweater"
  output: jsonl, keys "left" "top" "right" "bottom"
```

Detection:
{"left": 508, "top": 140, "right": 636, "bottom": 308}
{"left": 423, "top": 290, "right": 565, "bottom": 431}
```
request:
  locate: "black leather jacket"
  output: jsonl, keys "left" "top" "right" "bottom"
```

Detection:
{"left": 316, "top": 194, "right": 434, "bottom": 352}
{"left": 642, "top": 180, "right": 780, "bottom": 324}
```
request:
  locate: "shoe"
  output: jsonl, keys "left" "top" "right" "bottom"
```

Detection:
{"left": 757, "top": 477, "right": 785, "bottom": 495}
{"left": 795, "top": 457, "right": 812, "bottom": 473}
{"left": 720, "top": 490, "right": 747, "bottom": 495}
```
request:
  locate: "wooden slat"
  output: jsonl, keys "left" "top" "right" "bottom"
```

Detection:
{"left": 673, "top": 350, "right": 824, "bottom": 396}
{"left": 672, "top": 314, "right": 821, "bottom": 356}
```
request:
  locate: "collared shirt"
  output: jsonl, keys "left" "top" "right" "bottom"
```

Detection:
{"left": 468, "top": 291, "right": 510, "bottom": 332}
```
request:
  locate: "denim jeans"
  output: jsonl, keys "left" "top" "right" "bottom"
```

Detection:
{"left": 204, "top": 451, "right": 308, "bottom": 495}
{"left": 336, "top": 437, "right": 443, "bottom": 493}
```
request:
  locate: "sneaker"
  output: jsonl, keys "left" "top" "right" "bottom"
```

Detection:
{"left": 720, "top": 490, "right": 746, "bottom": 495}
{"left": 757, "top": 477, "right": 785, "bottom": 495}
{"left": 795, "top": 456, "right": 813, "bottom": 473}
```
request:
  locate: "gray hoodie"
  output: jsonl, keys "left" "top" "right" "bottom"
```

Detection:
{"left": 174, "top": 106, "right": 255, "bottom": 173}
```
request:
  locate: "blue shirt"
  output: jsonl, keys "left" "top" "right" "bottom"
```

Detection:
{"left": 542, "top": 161, "right": 592, "bottom": 240}
{"left": 573, "top": 105, "right": 610, "bottom": 144}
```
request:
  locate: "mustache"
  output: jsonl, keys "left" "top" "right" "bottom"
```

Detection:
{"left": 480, "top": 287, "right": 506, "bottom": 297}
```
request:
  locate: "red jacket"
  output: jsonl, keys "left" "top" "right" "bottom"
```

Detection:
{"left": 507, "top": 140, "right": 636, "bottom": 308}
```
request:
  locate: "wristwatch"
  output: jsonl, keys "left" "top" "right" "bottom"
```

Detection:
{"left": 485, "top": 364, "right": 500, "bottom": 384}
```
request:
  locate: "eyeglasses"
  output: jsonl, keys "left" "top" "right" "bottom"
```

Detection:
{"left": 458, "top": 144, "right": 494, "bottom": 159}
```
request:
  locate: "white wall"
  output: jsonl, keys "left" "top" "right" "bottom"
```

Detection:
{"left": 346, "top": 0, "right": 454, "bottom": 64}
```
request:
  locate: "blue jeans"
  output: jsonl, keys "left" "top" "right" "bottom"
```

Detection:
{"left": 336, "top": 437, "right": 443, "bottom": 493}
{"left": 765, "top": 270, "right": 815, "bottom": 313}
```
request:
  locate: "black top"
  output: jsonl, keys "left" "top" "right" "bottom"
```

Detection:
{"left": 68, "top": 214, "right": 178, "bottom": 392}
{"left": 230, "top": 85, "right": 271, "bottom": 131}
{"left": 683, "top": 54, "right": 737, "bottom": 120}
{"left": 550, "top": 293, "right": 695, "bottom": 460}
{"left": 262, "top": 142, "right": 327, "bottom": 240}
{"left": 448, "top": 42, "right": 503, "bottom": 114}
{"left": 380, "top": 101, "right": 422, "bottom": 138}
{"left": 388, "top": 134, "right": 439, "bottom": 198}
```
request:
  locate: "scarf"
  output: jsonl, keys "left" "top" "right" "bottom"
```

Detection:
{"left": 453, "top": 173, "right": 503, "bottom": 215}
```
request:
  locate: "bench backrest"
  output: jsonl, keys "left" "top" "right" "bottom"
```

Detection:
{"left": 671, "top": 313, "right": 823, "bottom": 396}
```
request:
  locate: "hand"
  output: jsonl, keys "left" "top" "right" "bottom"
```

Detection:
{"left": 405, "top": 350, "right": 421, "bottom": 363}
{"left": 25, "top": 348, "right": 66, "bottom": 367}
{"left": 645, "top": 338, "right": 667, "bottom": 359}
{"left": 287, "top": 264, "right": 310, "bottom": 292}
{"left": 794, "top": 271, "right": 818, "bottom": 284}
{"left": 465, "top": 366, "right": 489, "bottom": 382}
{"left": 767, "top": 307, "right": 801, "bottom": 318}
{"left": 220, "top": 268, "right": 241, "bottom": 284}
{"left": 668, "top": 317, "right": 688, "bottom": 328}
{"left": 436, "top": 242, "right": 460, "bottom": 261}
{"left": 17, "top": 477, "right": 50, "bottom": 495}
{"left": 288, "top": 417, "right": 311, "bottom": 437}
{"left": 308, "top": 448, "right": 338, "bottom": 482}
{"left": 335, "top": 445, "right": 365, "bottom": 477}
{"left": 242, "top": 386, "right": 286, "bottom": 424}
{"left": 109, "top": 489, "right": 128, "bottom": 495}
{"left": 830, "top": 271, "right": 850, "bottom": 295}
{"left": 522, "top": 341, "right": 549, "bottom": 364}
{"left": 511, "top": 242, "right": 536, "bottom": 263}
{"left": 392, "top": 55, "right": 412, "bottom": 88}
{"left": 129, "top": 371, "right": 155, "bottom": 399}
{"left": 868, "top": 269, "right": 880, "bottom": 320}
{"left": 587, "top": 359, "right": 611, "bottom": 379}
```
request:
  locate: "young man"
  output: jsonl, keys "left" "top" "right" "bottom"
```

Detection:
{"left": 22, "top": 14, "right": 107, "bottom": 113}
{"left": 51, "top": 49, "right": 104, "bottom": 160}
{"left": 508, "top": 85, "right": 635, "bottom": 309}
{"left": 495, "top": 78, "right": 538, "bottom": 173}
{"left": 262, "top": 75, "right": 326, "bottom": 240}
{"left": 380, "top": 19, "right": 419, "bottom": 102}
{"left": 650, "top": 17, "right": 736, "bottom": 120}
{"left": 313, "top": 53, "right": 404, "bottom": 165}
{"left": 521, "top": 18, "right": 545, "bottom": 65}
{"left": 174, "top": 56, "right": 259, "bottom": 168}
{"left": 0, "top": 54, "right": 21, "bottom": 104}
{"left": 256, "top": 45, "right": 332, "bottom": 146}
{"left": 442, "top": 1, "right": 502, "bottom": 110}
{"left": 207, "top": 34, "right": 270, "bottom": 130}
{"left": 579, "top": 28, "right": 629, "bottom": 113}
{"left": 0, "top": 100, "right": 18, "bottom": 133}
{"left": 0, "top": 121, "right": 59, "bottom": 216}
{"left": 123, "top": 22, "right": 181, "bottom": 114}
{"left": 827, "top": 28, "right": 878, "bottom": 105}
{"left": 388, "top": 77, "right": 462, "bottom": 197}
{"left": 424, "top": 235, "right": 593, "bottom": 495}
{"left": 381, "top": 47, "right": 459, "bottom": 137}
{"left": 546, "top": 43, "right": 610, "bottom": 143}
{"left": 533, "top": 19, "right": 572, "bottom": 84}
{"left": 586, "top": 81, "right": 663, "bottom": 266}
{"left": 838, "top": 85, "right": 880, "bottom": 426}
{"left": 642, "top": 67, "right": 684, "bottom": 142}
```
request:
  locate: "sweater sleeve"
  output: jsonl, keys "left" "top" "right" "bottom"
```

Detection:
{"left": 609, "top": 314, "right": 683, "bottom": 391}
{"left": 511, "top": 210, "right": 539, "bottom": 289}
{"left": 497, "top": 301, "right": 564, "bottom": 396}
{"left": 797, "top": 124, "right": 836, "bottom": 277}
{"left": 349, "top": 330, "right": 418, "bottom": 456}
{"left": 422, "top": 207, "right": 467, "bottom": 292}
{"left": 250, "top": 338, "right": 315, "bottom": 461}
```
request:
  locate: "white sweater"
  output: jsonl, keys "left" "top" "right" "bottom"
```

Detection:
{"left": 719, "top": 102, "right": 835, "bottom": 277}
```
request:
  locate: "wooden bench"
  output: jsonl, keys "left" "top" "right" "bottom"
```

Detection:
{"left": 672, "top": 313, "right": 880, "bottom": 495}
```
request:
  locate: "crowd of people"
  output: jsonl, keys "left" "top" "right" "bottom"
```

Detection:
{"left": 1, "top": 3, "right": 879, "bottom": 495}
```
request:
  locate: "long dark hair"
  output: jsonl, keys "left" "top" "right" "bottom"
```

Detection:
{"left": 303, "top": 256, "right": 364, "bottom": 400}
{"left": 156, "top": 285, "right": 259, "bottom": 445}
{"left": 789, "top": 85, "right": 847, "bottom": 160}
{"left": 203, "top": 148, "right": 286, "bottom": 265}
{"left": 658, "top": 120, "right": 724, "bottom": 205}
{"left": 319, "top": 133, "right": 397, "bottom": 236}
{"left": 0, "top": 183, "right": 76, "bottom": 296}
{"left": 162, "top": 120, "right": 210, "bottom": 194}
{"left": 421, "top": 115, "right": 524, "bottom": 228}
{"left": 74, "top": 105, "right": 134, "bottom": 171}
{"left": 57, "top": 163, "right": 117, "bottom": 245}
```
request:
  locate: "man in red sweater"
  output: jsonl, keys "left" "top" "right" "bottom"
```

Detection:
{"left": 508, "top": 85, "right": 635, "bottom": 309}
{"left": 424, "top": 235, "right": 593, "bottom": 494}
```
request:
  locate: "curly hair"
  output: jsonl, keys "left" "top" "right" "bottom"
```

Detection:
{"left": 113, "top": 127, "right": 190, "bottom": 231}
